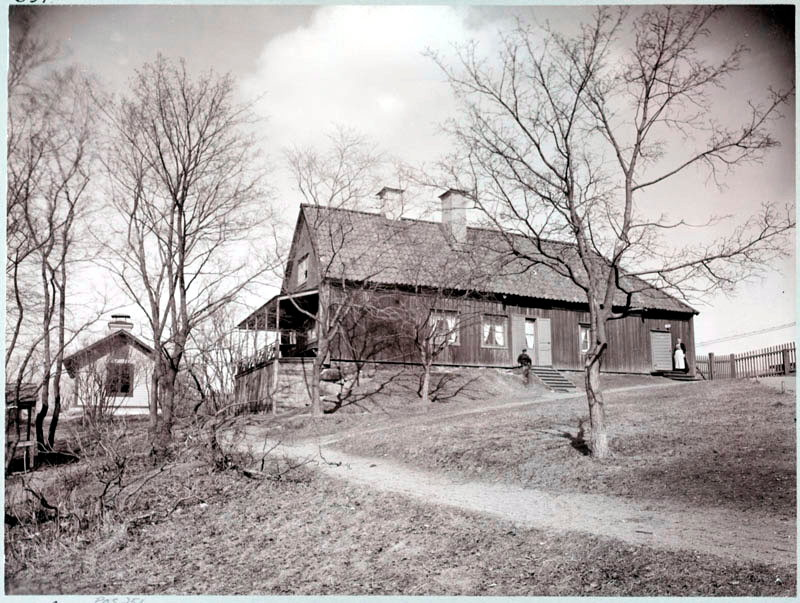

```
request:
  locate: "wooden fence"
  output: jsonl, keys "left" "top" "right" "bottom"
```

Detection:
{"left": 696, "top": 342, "right": 795, "bottom": 380}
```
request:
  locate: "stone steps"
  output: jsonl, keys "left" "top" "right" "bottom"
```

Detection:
{"left": 659, "top": 370, "right": 702, "bottom": 382}
{"left": 529, "top": 366, "right": 578, "bottom": 392}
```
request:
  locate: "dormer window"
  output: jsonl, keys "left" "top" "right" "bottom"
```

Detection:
{"left": 296, "top": 255, "right": 309, "bottom": 286}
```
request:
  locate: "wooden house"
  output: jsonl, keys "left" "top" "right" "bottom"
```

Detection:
{"left": 63, "top": 315, "right": 154, "bottom": 416}
{"left": 236, "top": 190, "right": 697, "bottom": 404}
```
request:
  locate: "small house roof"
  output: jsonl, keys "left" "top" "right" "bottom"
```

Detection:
{"left": 63, "top": 329, "right": 154, "bottom": 378}
{"left": 5, "top": 382, "right": 38, "bottom": 409}
{"left": 301, "top": 204, "right": 697, "bottom": 314}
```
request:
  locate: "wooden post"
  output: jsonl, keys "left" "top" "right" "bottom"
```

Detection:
{"left": 707, "top": 353, "right": 714, "bottom": 380}
{"left": 730, "top": 353, "right": 737, "bottom": 379}
{"left": 782, "top": 347, "right": 791, "bottom": 375}
{"left": 273, "top": 299, "right": 280, "bottom": 415}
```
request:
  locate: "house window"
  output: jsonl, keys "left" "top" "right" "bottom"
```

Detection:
{"left": 431, "top": 310, "right": 459, "bottom": 346}
{"left": 525, "top": 319, "right": 536, "bottom": 350}
{"left": 481, "top": 315, "right": 507, "bottom": 348}
{"left": 106, "top": 363, "right": 133, "bottom": 397}
{"left": 296, "top": 255, "right": 309, "bottom": 286}
{"left": 579, "top": 324, "right": 591, "bottom": 354}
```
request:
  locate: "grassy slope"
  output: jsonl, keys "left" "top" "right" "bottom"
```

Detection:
{"left": 6, "top": 467, "right": 795, "bottom": 596}
{"left": 6, "top": 377, "right": 795, "bottom": 596}
{"left": 332, "top": 380, "right": 796, "bottom": 516}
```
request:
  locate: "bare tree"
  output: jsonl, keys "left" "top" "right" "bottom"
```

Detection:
{"left": 284, "top": 130, "right": 402, "bottom": 417}
{"left": 7, "top": 8, "right": 98, "bottom": 452}
{"left": 185, "top": 305, "right": 249, "bottom": 417}
{"left": 391, "top": 252, "right": 488, "bottom": 404}
{"left": 433, "top": 7, "right": 794, "bottom": 457}
{"left": 99, "top": 56, "right": 275, "bottom": 454}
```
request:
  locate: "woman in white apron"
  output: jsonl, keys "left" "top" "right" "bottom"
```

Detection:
{"left": 673, "top": 342, "right": 686, "bottom": 371}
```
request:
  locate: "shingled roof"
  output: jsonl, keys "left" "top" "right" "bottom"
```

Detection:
{"left": 63, "top": 330, "right": 154, "bottom": 378}
{"left": 301, "top": 204, "right": 696, "bottom": 314}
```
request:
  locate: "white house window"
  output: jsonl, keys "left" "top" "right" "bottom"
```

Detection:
{"left": 580, "top": 324, "right": 591, "bottom": 354}
{"left": 106, "top": 363, "right": 133, "bottom": 397}
{"left": 482, "top": 315, "right": 507, "bottom": 348}
{"left": 525, "top": 319, "right": 536, "bottom": 350}
{"left": 296, "top": 255, "right": 309, "bottom": 286}
{"left": 431, "top": 310, "right": 459, "bottom": 345}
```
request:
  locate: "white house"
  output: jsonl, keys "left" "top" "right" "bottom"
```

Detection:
{"left": 64, "top": 315, "right": 154, "bottom": 417}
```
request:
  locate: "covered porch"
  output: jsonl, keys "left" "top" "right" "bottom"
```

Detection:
{"left": 236, "top": 289, "right": 319, "bottom": 374}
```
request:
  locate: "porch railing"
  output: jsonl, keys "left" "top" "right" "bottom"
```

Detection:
{"left": 236, "top": 341, "right": 279, "bottom": 374}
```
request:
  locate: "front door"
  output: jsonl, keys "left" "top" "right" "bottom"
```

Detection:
{"left": 650, "top": 331, "right": 673, "bottom": 372}
{"left": 511, "top": 316, "right": 542, "bottom": 365}
{"left": 537, "top": 318, "right": 552, "bottom": 366}
{"left": 525, "top": 319, "right": 536, "bottom": 356}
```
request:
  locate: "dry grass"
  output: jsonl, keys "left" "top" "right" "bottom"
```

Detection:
{"left": 6, "top": 376, "right": 795, "bottom": 596}
{"left": 6, "top": 468, "right": 794, "bottom": 596}
{"left": 245, "top": 365, "right": 545, "bottom": 443}
{"left": 332, "top": 379, "right": 796, "bottom": 516}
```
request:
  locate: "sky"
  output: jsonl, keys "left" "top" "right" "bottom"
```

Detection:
{"left": 15, "top": 4, "right": 797, "bottom": 355}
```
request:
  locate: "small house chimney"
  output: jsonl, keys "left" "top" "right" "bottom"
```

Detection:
{"left": 439, "top": 189, "right": 473, "bottom": 245}
{"left": 108, "top": 314, "right": 134, "bottom": 332}
{"left": 375, "top": 186, "right": 404, "bottom": 220}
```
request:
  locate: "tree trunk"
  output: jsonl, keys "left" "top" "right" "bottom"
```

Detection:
{"left": 310, "top": 352, "right": 323, "bottom": 417}
{"left": 148, "top": 361, "right": 161, "bottom": 441}
{"left": 420, "top": 360, "right": 432, "bottom": 404}
{"left": 35, "top": 259, "right": 53, "bottom": 453}
{"left": 585, "top": 355, "right": 609, "bottom": 458}
{"left": 34, "top": 393, "right": 49, "bottom": 453}
{"left": 310, "top": 293, "right": 329, "bottom": 417}
{"left": 47, "top": 261, "right": 68, "bottom": 450}
{"left": 155, "top": 366, "right": 177, "bottom": 454}
{"left": 47, "top": 392, "right": 61, "bottom": 450}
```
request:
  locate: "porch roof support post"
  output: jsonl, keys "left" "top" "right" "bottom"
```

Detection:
{"left": 273, "top": 299, "right": 280, "bottom": 415}
{"left": 275, "top": 299, "right": 281, "bottom": 359}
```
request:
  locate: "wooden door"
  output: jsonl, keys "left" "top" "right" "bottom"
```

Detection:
{"left": 510, "top": 314, "right": 526, "bottom": 364}
{"left": 650, "top": 331, "right": 673, "bottom": 372}
{"left": 537, "top": 318, "right": 552, "bottom": 366}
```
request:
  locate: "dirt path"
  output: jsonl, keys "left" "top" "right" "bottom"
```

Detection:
{"left": 238, "top": 432, "right": 795, "bottom": 568}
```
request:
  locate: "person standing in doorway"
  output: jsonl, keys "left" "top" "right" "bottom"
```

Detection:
{"left": 517, "top": 348, "right": 532, "bottom": 385}
{"left": 674, "top": 341, "right": 686, "bottom": 372}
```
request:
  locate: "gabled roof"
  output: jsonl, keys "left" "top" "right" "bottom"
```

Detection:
{"left": 5, "top": 382, "right": 38, "bottom": 408}
{"left": 301, "top": 204, "right": 697, "bottom": 314}
{"left": 63, "top": 330, "right": 154, "bottom": 378}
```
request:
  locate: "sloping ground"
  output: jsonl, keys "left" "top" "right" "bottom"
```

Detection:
{"left": 234, "top": 379, "right": 795, "bottom": 572}
{"left": 7, "top": 465, "right": 794, "bottom": 596}
{"left": 240, "top": 437, "right": 794, "bottom": 568}
{"left": 330, "top": 380, "right": 795, "bottom": 516}
{"left": 245, "top": 365, "right": 548, "bottom": 443}
{"left": 6, "top": 380, "right": 795, "bottom": 596}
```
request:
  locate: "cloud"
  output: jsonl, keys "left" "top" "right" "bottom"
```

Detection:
{"left": 240, "top": 6, "right": 503, "bottom": 163}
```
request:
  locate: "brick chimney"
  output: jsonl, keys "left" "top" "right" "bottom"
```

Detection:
{"left": 375, "top": 186, "right": 404, "bottom": 220}
{"left": 439, "top": 189, "right": 473, "bottom": 244}
{"left": 108, "top": 314, "right": 134, "bottom": 332}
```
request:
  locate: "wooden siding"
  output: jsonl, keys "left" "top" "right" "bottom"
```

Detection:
{"left": 324, "top": 285, "right": 696, "bottom": 374}
{"left": 71, "top": 343, "right": 152, "bottom": 414}
{"left": 283, "top": 213, "right": 321, "bottom": 295}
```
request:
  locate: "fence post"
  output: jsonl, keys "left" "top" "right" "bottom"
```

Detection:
{"left": 708, "top": 352, "right": 715, "bottom": 380}
{"left": 730, "top": 353, "right": 737, "bottom": 379}
{"left": 782, "top": 347, "right": 791, "bottom": 375}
